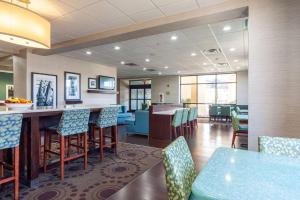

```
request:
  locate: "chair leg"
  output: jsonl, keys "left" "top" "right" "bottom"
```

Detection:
{"left": 77, "top": 134, "right": 80, "bottom": 153}
{"left": 60, "top": 136, "right": 65, "bottom": 181}
{"left": 43, "top": 131, "right": 48, "bottom": 173}
{"left": 83, "top": 132, "right": 88, "bottom": 170}
{"left": 99, "top": 128, "right": 104, "bottom": 160}
{"left": 67, "top": 136, "right": 71, "bottom": 158}
{"left": 231, "top": 132, "right": 236, "bottom": 148}
{"left": 113, "top": 125, "right": 118, "bottom": 156}
{"left": 14, "top": 146, "right": 19, "bottom": 200}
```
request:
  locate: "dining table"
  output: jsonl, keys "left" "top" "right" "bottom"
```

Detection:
{"left": 190, "top": 147, "right": 300, "bottom": 200}
{"left": 0, "top": 104, "right": 117, "bottom": 187}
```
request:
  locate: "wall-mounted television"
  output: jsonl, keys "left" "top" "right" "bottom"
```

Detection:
{"left": 98, "top": 76, "right": 115, "bottom": 90}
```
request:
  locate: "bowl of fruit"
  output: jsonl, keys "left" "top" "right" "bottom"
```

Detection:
{"left": 5, "top": 98, "right": 33, "bottom": 110}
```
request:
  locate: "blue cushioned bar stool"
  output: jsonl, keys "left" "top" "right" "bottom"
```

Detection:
{"left": 43, "top": 109, "right": 90, "bottom": 180}
{"left": 90, "top": 107, "right": 119, "bottom": 160}
{"left": 187, "top": 107, "right": 195, "bottom": 138}
{"left": 171, "top": 109, "right": 183, "bottom": 140}
{"left": 0, "top": 114, "right": 23, "bottom": 200}
{"left": 181, "top": 108, "right": 190, "bottom": 137}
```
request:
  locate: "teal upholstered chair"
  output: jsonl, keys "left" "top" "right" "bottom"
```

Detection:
{"left": 0, "top": 114, "right": 23, "bottom": 200}
{"left": 162, "top": 136, "right": 197, "bottom": 200}
{"left": 187, "top": 108, "right": 195, "bottom": 137}
{"left": 91, "top": 106, "right": 119, "bottom": 159}
{"left": 209, "top": 105, "right": 219, "bottom": 121}
{"left": 220, "top": 105, "right": 231, "bottom": 122}
{"left": 192, "top": 107, "right": 198, "bottom": 127}
{"left": 172, "top": 109, "right": 184, "bottom": 139}
{"left": 231, "top": 110, "right": 248, "bottom": 148}
{"left": 125, "top": 110, "right": 149, "bottom": 135}
{"left": 181, "top": 108, "right": 190, "bottom": 137}
{"left": 44, "top": 109, "right": 90, "bottom": 180}
{"left": 259, "top": 136, "right": 300, "bottom": 158}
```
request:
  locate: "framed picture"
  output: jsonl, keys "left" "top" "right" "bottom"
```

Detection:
{"left": 31, "top": 73, "right": 57, "bottom": 107}
{"left": 6, "top": 85, "right": 14, "bottom": 99}
{"left": 88, "top": 78, "right": 97, "bottom": 89}
{"left": 65, "top": 72, "right": 81, "bottom": 101}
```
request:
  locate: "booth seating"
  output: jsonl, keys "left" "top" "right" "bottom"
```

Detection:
{"left": 117, "top": 105, "right": 133, "bottom": 125}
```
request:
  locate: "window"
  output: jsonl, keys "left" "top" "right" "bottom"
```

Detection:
{"left": 129, "top": 80, "right": 151, "bottom": 111}
{"left": 180, "top": 73, "right": 237, "bottom": 117}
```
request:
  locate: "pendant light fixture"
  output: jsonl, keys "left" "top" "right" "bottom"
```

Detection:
{"left": 0, "top": 0, "right": 51, "bottom": 49}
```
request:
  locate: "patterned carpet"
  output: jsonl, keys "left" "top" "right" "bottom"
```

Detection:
{"left": 0, "top": 143, "right": 162, "bottom": 200}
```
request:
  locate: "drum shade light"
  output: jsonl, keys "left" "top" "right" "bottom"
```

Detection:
{"left": 0, "top": 0, "right": 51, "bottom": 49}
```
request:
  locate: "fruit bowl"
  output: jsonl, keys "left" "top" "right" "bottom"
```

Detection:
{"left": 5, "top": 98, "right": 33, "bottom": 110}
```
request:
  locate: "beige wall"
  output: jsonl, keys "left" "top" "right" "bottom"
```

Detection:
{"left": 237, "top": 71, "right": 248, "bottom": 105}
{"left": 119, "top": 79, "right": 130, "bottom": 108}
{"left": 151, "top": 76, "right": 180, "bottom": 104}
{"left": 24, "top": 52, "right": 117, "bottom": 105}
{"left": 13, "top": 51, "right": 27, "bottom": 98}
{"left": 248, "top": 0, "right": 300, "bottom": 150}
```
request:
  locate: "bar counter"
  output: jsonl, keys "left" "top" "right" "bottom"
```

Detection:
{"left": 0, "top": 104, "right": 117, "bottom": 187}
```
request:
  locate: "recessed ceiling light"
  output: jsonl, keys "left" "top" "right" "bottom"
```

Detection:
{"left": 158, "top": 72, "right": 162, "bottom": 75}
{"left": 210, "top": 69, "right": 215, "bottom": 71}
{"left": 223, "top": 26, "right": 231, "bottom": 31}
{"left": 120, "top": 61, "right": 125, "bottom": 65}
{"left": 229, "top": 48, "right": 236, "bottom": 52}
{"left": 145, "top": 58, "right": 150, "bottom": 62}
{"left": 190, "top": 52, "right": 197, "bottom": 57}
{"left": 143, "top": 67, "right": 147, "bottom": 71}
{"left": 177, "top": 70, "right": 181, "bottom": 74}
{"left": 203, "top": 62, "right": 208, "bottom": 66}
{"left": 86, "top": 50, "right": 92, "bottom": 55}
{"left": 114, "top": 46, "right": 120, "bottom": 50}
{"left": 233, "top": 59, "right": 239, "bottom": 63}
{"left": 171, "top": 35, "right": 178, "bottom": 41}
{"left": 164, "top": 66, "right": 169, "bottom": 69}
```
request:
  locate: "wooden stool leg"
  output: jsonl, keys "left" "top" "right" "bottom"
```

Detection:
{"left": 14, "top": 146, "right": 19, "bottom": 200}
{"left": 113, "top": 125, "right": 118, "bottom": 156}
{"left": 99, "top": 128, "right": 104, "bottom": 160}
{"left": 83, "top": 132, "right": 88, "bottom": 170}
{"left": 77, "top": 134, "right": 80, "bottom": 153}
{"left": 43, "top": 131, "right": 48, "bottom": 173}
{"left": 60, "top": 136, "right": 65, "bottom": 180}
{"left": 67, "top": 136, "right": 71, "bottom": 158}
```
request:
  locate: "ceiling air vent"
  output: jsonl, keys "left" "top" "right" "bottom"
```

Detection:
{"left": 146, "top": 69, "right": 156, "bottom": 72}
{"left": 125, "top": 62, "right": 139, "bottom": 67}
{"left": 203, "top": 48, "right": 222, "bottom": 55}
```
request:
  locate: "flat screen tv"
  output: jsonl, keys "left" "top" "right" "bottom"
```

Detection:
{"left": 99, "top": 76, "right": 115, "bottom": 90}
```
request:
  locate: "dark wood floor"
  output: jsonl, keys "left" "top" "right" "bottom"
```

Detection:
{"left": 109, "top": 122, "right": 242, "bottom": 200}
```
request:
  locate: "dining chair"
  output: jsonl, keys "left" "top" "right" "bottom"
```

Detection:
{"left": 259, "top": 136, "right": 300, "bottom": 158}
{"left": 162, "top": 136, "right": 197, "bottom": 200}
{"left": 181, "top": 108, "right": 190, "bottom": 137}
{"left": 220, "top": 106, "right": 231, "bottom": 122}
{"left": 231, "top": 110, "right": 248, "bottom": 148}
{"left": 90, "top": 106, "right": 119, "bottom": 160}
{"left": 209, "top": 105, "right": 219, "bottom": 122}
{"left": 192, "top": 107, "right": 198, "bottom": 128}
{"left": 0, "top": 114, "right": 23, "bottom": 200}
{"left": 171, "top": 109, "right": 183, "bottom": 139}
{"left": 43, "top": 109, "right": 90, "bottom": 180}
{"left": 187, "top": 107, "right": 195, "bottom": 137}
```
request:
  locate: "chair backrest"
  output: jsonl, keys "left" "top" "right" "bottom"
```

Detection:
{"left": 193, "top": 107, "right": 198, "bottom": 120}
{"left": 181, "top": 108, "right": 189, "bottom": 124}
{"left": 57, "top": 109, "right": 90, "bottom": 136}
{"left": 209, "top": 105, "right": 219, "bottom": 116}
{"left": 0, "top": 114, "right": 23, "bottom": 150}
{"left": 220, "top": 106, "right": 231, "bottom": 117}
{"left": 96, "top": 106, "right": 119, "bottom": 128}
{"left": 162, "top": 136, "right": 197, "bottom": 200}
{"left": 259, "top": 136, "right": 300, "bottom": 158}
{"left": 172, "top": 109, "right": 183, "bottom": 127}
{"left": 188, "top": 107, "right": 195, "bottom": 122}
{"left": 134, "top": 110, "right": 149, "bottom": 132}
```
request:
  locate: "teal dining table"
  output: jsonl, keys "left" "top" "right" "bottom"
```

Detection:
{"left": 190, "top": 148, "right": 300, "bottom": 200}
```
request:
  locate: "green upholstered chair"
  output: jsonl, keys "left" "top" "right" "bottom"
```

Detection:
{"left": 231, "top": 110, "right": 248, "bottom": 148}
{"left": 259, "top": 136, "right": 300, "bottom": 158}
{"left": 0, "top": 114, "right": 23, "bottom": 200}
{"left": 181, "top": 108, "right": 190, "bottom": 137}
{"left": 44, "top": 109, "right": 90, "bottom": 180}
{"left": 162, "top": 136, "right": 197, "bottom": 200}
{"left": 220, "top": 105, "right": 231, "bottom": 122}
{"left": 192, "top": 107, "right": 198, "bottom": 127}
{"left": 209, "top": 105, "right": 219, "bottom": 121}
{"left": 172, "top": 109, "right": 184, "bottom": 139}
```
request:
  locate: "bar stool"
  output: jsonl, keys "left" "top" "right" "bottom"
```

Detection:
{"left": 43, "top": 109, "right": 90, "bottom": 180}
{"left": 90, "top": 107, "right": 119, "bottom": 160}
{"left": 0, "top": 114, "right": 23, "bottom": 200}
{"left": 192, "top": 107, "right": 198, "bottom": 128}
{"left": 231, "top": 111, "right": 248, "bottom": 148}
{"left": 187, "top": 107, "right": 195, "bottom": 137}
{"left": 181, "top": 108, "right": 190, "bottom": 137}
{"left": 171, "top": 109, "right": 183, "bottom": 139}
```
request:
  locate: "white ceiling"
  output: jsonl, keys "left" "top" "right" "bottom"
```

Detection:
{"left": 2, "top": 0, "right": 228, "bottom": 44}
{"left": 61, "top": 17, "right": 248, "bottom": 78}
